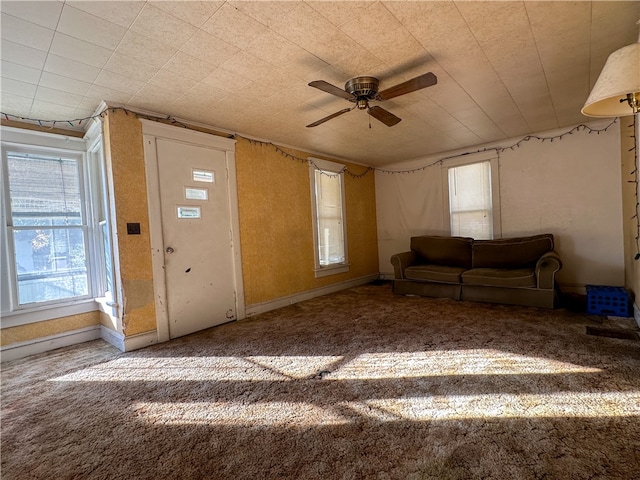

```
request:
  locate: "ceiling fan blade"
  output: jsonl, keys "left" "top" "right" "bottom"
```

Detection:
{"left": 376, "top": 72, "right": 437, "bottom": 101}
{"left": 368, "top": 106, "right": 401, "bottom": 127}
{"left": 308, "top": 80, "right": 355, "bottom": 100}
{"left": 306, "top": 108, "right": 352, "bottom": 127}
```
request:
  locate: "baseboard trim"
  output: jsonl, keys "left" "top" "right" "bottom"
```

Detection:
{"left": 101, "top": 327, "right": 158, "bottom": 352}
{"left": 1, "top": 326, "right": 102, "bottom": 362}
{"left": 124, "top": 330, "right": 158, "bottom": 351}
{"left": 246, "top": 274, "right": 379, "bottom": 317}
{"left": 100, "top": 326, "right": 125, "bottom": 351}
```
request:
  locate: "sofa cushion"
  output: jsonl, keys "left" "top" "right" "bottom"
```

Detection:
{"left": 410, "top": 235, "right": 473, "bottom": 268}
{"left": 462, "top": 268, "right": 536, "bottom": 288}
{"left": 472, "top": 234, "right": 554, "bottom": 269}
{"left": 405, "top": 264, "right": 468, "bottom": 284}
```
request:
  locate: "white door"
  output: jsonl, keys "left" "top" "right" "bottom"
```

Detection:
{"left": 156, "top": 138, "right": 237, "bottom": 338}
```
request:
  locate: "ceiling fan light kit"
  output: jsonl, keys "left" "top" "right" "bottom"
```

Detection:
{"left": 306, "top": 72, "right": 437, "bottom": 128}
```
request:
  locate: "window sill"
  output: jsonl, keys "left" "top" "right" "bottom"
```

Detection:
{"left": 1, "top": 299, "right": 99, "bottom": 329}
{"left": 314, "top": 263, "right": 350, "bottom": 278}
{"left": 95, "top": 296, "right": 119, "bottom": 322}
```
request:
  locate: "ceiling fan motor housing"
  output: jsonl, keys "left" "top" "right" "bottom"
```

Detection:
{"left": 345, "top": 76, "right": 380, "bottom": 107}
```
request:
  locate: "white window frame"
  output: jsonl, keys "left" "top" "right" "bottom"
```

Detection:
{"left": 441, "top": 151, "right": 502, "bottom": 239}
{"left": 309, "top": 157, "right": 349, "bottom": 278}
{"left": 0, "top": 125, "right": 110, "bottom": 327}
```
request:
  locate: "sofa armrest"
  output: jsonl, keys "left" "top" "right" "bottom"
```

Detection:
{"left": 536, "top": 250, "right": 562, "bottom": 289}
{"left": 390, "top": 251, "right": 417, "bottom": 279}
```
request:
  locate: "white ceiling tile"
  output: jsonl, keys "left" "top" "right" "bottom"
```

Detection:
{"left": 339, "top": 3, "right": 425, "bottom": 65}
{"left": 202, "top": 3, "right": 268, "bottom": 49}
{"left": 163, "top": 51, "right": 216, "bottom": 82}
{"left": 115, "top": 31, "right": 178, "bottom": 68}
{"left": 74, "top": 105, "right": 99, "bottom": 120}
{"left": 1, "top": 77, "right": 38, "bottom": 98}
{"left": 84, "top": 84, "right": 133, "bottom": 104}
{"left": 244, "top": 31, "right": 329, "bottom": 79}
{"left": 331, "top": 52, "right": 388, "bottom": 80}
{"left": 229, "top": 1, "right": 298, "bottom": 28}
{"left": 175, "top": 82, "right": 230, "bottom": 110}
{"left": 526, "top": 1, "right": 592, "bottom": 126}
{"left": 57, "top": 4, "right": 126, "bottom": 50}
{"left": 306, "top": 1, "right": 375, "bottom": 27}
{"left": 35, "top": 86, "right": 83, "bottom": 108}
{"left": 220, "top": 51, "right": 275, "bottom": 80}
{"left": 0, "top": 40, "right": 48, "bottom": 70}
{"left": 180, "top": 30, "right": 240, "bottom": 67}
{"left": 39, "top": 72, "right": 91, "bottom": 96}
{"left": 456, "top": 1, "right": 555, "bottom": 132}
{"left": 1, "top": 60, "right": 41, "bottom": 84}
{"left": 77, "top": 97, "right": 103, "bottom": 115}
{"left": 128, "top": 84, "right": 177, "bottom": 110}
{"left": 1, "top": 13, "right": 55, "bottom": 52}
{"left": 103, "top": 53, "right": 160, "bottom": 83}
{"left": 0, "top": 1, "right": 63, "bottom": 29}
{"left": 0, "top": 93, "right": 33, "bottom": 114}
{"left": 271, "top": 4, "right": 359, "bottom": 65}
{"left": 44, "top": 54, "right": 101, "bottom": 83}
{"left": 130, "top": 4, "right": 198, "bottom": 48}
{"left": 201, "top": 68, "right": 252, "bottom": 94}
{"left": 30, "top": 100, "right": 77, "bottom": 120}
{"left": 386, "top": 1, "right": 529, "bottom": 137}
{"left": 94, "top": 70, "right": 145, "bottom": 96}
{"left": 149, "top": 1, "right": 223, "bottom": 27}
{"left": 66, "top": 1, "right": 145, "bottom": 29}
{"left": 49, "top": 32, "right": 113, "bottom": 68}
{"left": 148, "top": 69, "right": 198, "bottom": 95}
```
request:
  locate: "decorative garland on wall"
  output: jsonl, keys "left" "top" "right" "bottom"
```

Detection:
{"left": 628, "top": 115, "right": 640, "bottom": 259}
{"left": 2, "top": 107, "right": 637, "bottom": 258}
{"left": 1, "top": 106, "right": 617, "bottom": 177}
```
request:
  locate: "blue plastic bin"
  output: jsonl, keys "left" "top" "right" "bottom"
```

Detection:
{"left": 585, "top": 285, "right": 630, "bottom": 317}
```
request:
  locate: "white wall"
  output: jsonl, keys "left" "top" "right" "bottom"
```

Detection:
{"left": 376, "top": 120, "right": 624, "bottom": 293}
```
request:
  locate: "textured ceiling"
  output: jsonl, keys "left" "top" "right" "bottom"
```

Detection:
{"left": 1, "top": 1, "right": 638, "bottom": 166}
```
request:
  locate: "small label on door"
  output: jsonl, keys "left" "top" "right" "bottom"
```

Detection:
{"left": 185, "top": 187, "right": 208, "bottom": 200}
{"left": 177, "top": 206, "right": 201, "bottom": 219}
{"left": 192, "top": 169, "right": 214, "bottom": 183}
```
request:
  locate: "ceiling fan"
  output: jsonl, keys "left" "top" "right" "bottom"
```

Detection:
{"left": 306, "top": 72, "right": 437, "bottom": 128}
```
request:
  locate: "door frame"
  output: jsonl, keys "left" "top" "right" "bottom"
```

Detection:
{"left": 140, "top": 119, "right": 245, "bottom": 343}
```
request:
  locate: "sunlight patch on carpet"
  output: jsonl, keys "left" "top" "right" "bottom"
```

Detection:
{"left": 49, "top": 355, "right": 344, "bottom": 382}
{"left": 133, "top": 391, "right": 640, "bottom": 427}
{"left": 356, "top": 392, "right": 640, "bottom": 420}
{"left": 321, "top": 350, "right": 601, "bottom": 379}
{"left": 133, "top": 401, "right": 350, "bottom": 426}
{"left": 48, "top": 350, "right": 599, "bottom": 383}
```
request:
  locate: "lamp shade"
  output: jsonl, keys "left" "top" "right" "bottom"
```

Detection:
{"left": 581, "top": 42, "right": 640, "bottom": 117}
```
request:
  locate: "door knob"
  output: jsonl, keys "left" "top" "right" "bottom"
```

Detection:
{"left": 165, "top": 246, "right": 175, "bottom": 254}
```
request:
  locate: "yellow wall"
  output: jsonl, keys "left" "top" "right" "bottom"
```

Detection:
{"left": 0, "top": 311, "right": 100, "bottom": 346}
{"left": 235, "top": 139, "right": 378, "bottom": 305}
{"left": 103, "top": 110, "right": 157, "bottom": 336}
{"left": 1, "top": 115, "right": 379, "bottom": 349}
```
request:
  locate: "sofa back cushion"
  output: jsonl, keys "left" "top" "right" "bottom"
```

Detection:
{"left": 410, "top": 235, "right": 473, "bottom": 268}
{"left": 472, "top": 234, "right": 554, "bottom": 269}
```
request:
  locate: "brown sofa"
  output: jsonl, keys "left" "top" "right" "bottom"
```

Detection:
{"left": 390, "top": 234, "right": 562, "bottom": 309}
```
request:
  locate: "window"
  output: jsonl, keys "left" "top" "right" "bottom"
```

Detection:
{"left": 4, "top": 150, "right": 89, "bottom": 305}
{"left": 309, "top": 158, "right": 349, "bottom": 277}
{"left": 1, "top": 126, "right": 111, "bottom": 324}
{"left": 443, "top": 154, "right": 501, "bottom": 239}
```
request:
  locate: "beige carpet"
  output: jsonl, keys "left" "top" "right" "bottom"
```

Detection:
{"left": 2, "top": 284, "right": 640, "bottom": 480}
